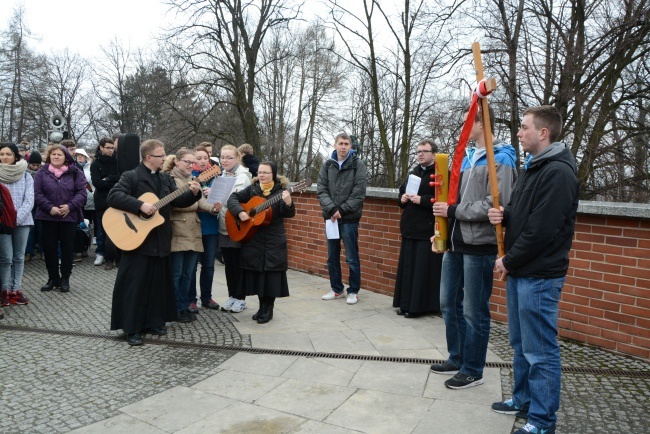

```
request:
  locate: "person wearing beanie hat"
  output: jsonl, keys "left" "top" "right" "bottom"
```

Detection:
{"left": 28, "top": 151, "right": 43, "bottom": 172}
{"left": 25, "top": 150, "right": 44, "bottom": 262}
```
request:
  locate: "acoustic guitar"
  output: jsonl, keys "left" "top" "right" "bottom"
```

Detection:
{"left": 103, "top": 165, "right": 221, "bottom": 251}
{"left": 225, "top": 179, "right": 312, "bottom": 242}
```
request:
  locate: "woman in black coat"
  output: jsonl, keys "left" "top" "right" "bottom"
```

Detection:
{"left": 227, "top": 162, "right": 295, "bottom": 324}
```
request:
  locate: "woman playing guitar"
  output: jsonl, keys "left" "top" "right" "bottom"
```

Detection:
{"left": 226, "top": 161, "right": 295, "bottom": 324}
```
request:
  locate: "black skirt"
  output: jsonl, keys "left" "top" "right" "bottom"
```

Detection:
{"left": 239, "top": 269, "right": 289, "bottom": 299}
{"left": 392, "top": 238, "right": 443, "bottom": 314}
{"left": 110, "top": 252, "right": 178, "bottom": 333}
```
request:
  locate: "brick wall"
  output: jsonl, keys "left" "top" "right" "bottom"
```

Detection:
{"left": 285, "top": 190, "right": 650, "bottom": 360}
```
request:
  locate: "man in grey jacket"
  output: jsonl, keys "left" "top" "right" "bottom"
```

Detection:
{"left": 317, "top": 133, "right": 367, "bottom": 305}
{"left": 431, "top": 106, "right": 517, "bottom": 390}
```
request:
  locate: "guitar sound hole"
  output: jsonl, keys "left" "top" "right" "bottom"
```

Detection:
{"left": 249, "top": 209, "right": 257, "bottom": 217}
{"left": 138, "top": 212, "right": 155, "bottom": 221}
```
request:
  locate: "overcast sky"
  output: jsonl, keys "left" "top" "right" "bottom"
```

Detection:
{"left": 1, "top": 0, "right": 174, "bottom": 58}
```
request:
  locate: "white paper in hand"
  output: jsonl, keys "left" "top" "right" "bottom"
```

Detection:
{"left": 405, "top": 174, "right": 421, "bottom": 195}
{"left": 206, "top": 177, "right": 237, "bottom": 205}
{"left": 326, "top": 219, "right": 340, "bottom": 239}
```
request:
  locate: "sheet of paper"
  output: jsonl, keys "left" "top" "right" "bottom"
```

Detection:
{"left": 206, "top": 176, "right": 237, "bottom": 205}
{"left": 405, "top": 174, "right": 421, "bottom": 195}
{"left": 326, "top": 219, "right": 340, "bottom": 239}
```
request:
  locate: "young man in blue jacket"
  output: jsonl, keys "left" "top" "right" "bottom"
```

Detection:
{"left": 431, "top": 106, "right": 517, "bottom": 390}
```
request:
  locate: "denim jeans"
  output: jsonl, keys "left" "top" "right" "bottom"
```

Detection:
{"left": 189, "top": 234, "right": 218, "bottom": 304}
{"left": 507, "top": 275, "right": 564, "bottom": 429}
{"left": 439, "top": 251, "right": 495, "bottom": 378}
{"left": 95, "top": 209, "right": 106, "bottom": 256}
{"left": 326, "top": 221, "right": 361, "bottom": 294}
{"left": 0, "top": 226, "right": 31, "bottom": 290}
{"left": 170, "top": 251, "right": 200, "bottom": 312}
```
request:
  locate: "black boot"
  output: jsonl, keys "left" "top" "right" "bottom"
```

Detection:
{"left": 256, "top": 303, "right": 274, "bottom": 324}
{"left": 41, "top": 279, "right": 60, "bottom": 291}
{"left": 252, "top": 302, "right": 266, "bottom": 321}
{"left": 60, "top": 278, "right": 70, "bottom": 292}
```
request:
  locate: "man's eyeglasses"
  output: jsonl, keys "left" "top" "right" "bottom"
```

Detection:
{"left": 148, "top": 154, "right": 166, "bottom": 159}
{"left": 416, "top": 150, "right": 432, "bottom": 154}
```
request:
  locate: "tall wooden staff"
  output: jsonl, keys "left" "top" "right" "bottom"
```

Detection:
{"left": 472, "top": 42, "right": 505, "bottom": 259}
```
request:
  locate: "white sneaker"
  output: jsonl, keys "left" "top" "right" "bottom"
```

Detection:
{"left": 346, "top": 293, "right": 359, "bottom": 305}
{"left": 222, "top": 297, "right": 236, "bottom": 311}
{"left": 94, "top": 255, "right": 105, "bottom": 266}
{"left": 230, "top": 299, "right": 247, "bottom": 313}
{"left": 92, "top": 237, "right": 97, "bottom": 245}
{"left": 322, "top": 290, "right": 345, "bottom": 300}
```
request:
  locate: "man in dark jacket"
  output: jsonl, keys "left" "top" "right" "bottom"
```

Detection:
{"left": 431, "top": 106, "right": 517, "bottom": 390}
{"left": 108, "top": 139, "right": 202, "bottom": 346}
{"left": 90, "top": 137, "right": 119, "bottom": 267}
{"left": 317, "top": 132, "right": 367, "bottom": 305}
{"left": 392, "top": 139, "right": 443, "bottom": 318}
{"left": 238, "top": 143, "right": 260, "bottom": 177}
{"left": 488, "top": 105, "right": 579, "bottom": 434}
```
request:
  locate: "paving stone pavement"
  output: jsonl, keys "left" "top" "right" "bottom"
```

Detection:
{"left": 1, "top": 248, "right": 649, "bottom": 433}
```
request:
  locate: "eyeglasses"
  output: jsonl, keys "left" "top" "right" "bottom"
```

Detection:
{"left": 179, "top": 159, "right": 195, "bottom": 165}
{"left": 103, "top": 146, "right": 115, "bottom": 151}
{"left": 416, "top": 150, "right": 433, "bottom": 154}
{"left": 221, "top": 156, "right": 236, "bottom": 160}
{"left": 148, "top": 154, "right": 166, "bottom": 159}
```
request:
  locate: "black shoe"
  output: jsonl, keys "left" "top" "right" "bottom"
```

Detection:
{"left": 396, "top": 309, "right": 405, "bottom": 315}
{"left": 145, "top": 326, "right": 167, "bottom": 336}
{"left": 215, "top": 249, "right": 224, "bottom": 264}
{"left": 256, "top": 304, "right": 274, "bottom": 324}
{"left": 430, "top": 361, "right": 460, "bottom": 375}
{"left": 403, "top": 312, "right": 420, "bottom": 318}
{"left": 444, "top": 372, "right": 484, "bottom": 389}
{"left": 59, "top": 278, "right": 70, "bottom": 292}
{"left": 41, "top": 279, "right": 60, "bottom": 291}
{"left": 492, "top": 399, "right": 529, "bottom": 417}
{"left": 178, "top": 310, "right": 192, "bottom": 323}
{"left": 126, "top": 333, "right": 144, "bottom": 346}
{"left": 202, "top": 299, "right": 220, "bottom": 310}
{"left": 190, "top": 311, "right": 197, "bottom": 321}
{"left": 252, "top": 303, "right": 265, "bottom": 321}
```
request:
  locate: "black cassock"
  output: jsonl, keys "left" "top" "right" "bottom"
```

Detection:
{"left": 108, "top": 163, "right": 199, "bottom": 334}
{"left": 393, "top": 163, "right": 443, "bottom": 315}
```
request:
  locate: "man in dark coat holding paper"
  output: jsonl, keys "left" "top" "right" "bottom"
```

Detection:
{"left": 108, "top": 139, "right": 202, "bottom": 346}
{"left": 392, "top": 139, "right": 443, "bottom": 317}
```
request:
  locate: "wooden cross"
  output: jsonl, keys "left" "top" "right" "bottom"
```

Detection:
{"left": 472, "top": 42, "right": 505, "bottom": 259}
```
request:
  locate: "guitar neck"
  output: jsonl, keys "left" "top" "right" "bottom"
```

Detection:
{"left": 252, "top": 186, "right": 296, "bottom": 214}
{"left": 154, "top": 184, "right": 190, "bottom": 209}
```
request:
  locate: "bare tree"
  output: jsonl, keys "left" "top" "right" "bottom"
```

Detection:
{"left": 167, "top": 0, "right": 300, "bottom": 155}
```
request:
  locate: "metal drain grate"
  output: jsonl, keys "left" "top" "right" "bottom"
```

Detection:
{"left": 3, "top": 324, "right": 649, "bottom": 378}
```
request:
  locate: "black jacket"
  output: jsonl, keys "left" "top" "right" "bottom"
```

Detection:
{"left": 90, "top": 153, "right": 120, "bottom": 211}
{"left": 241, "top": 154, "right": 260, "bottom": 177}
{"left": 398, "top": 164, "right": 435, "bottom": 240}
{"left": 317, "top": 151, "right": 367, "bottom": 222}
{"left": 502, "top": 143, "right": 579, "bottom": 278}
{"left": 107, "top": 163, "right": 200, "bottom": 257}
{"left": 227, "top": 177, "right": 296, "bottom": 272}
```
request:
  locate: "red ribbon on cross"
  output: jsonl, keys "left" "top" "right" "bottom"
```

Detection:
{"left": 447, "top": 79, "right": 493, "bottom": 206}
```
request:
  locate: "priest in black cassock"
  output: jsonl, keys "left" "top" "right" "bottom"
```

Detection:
{"left": 392, "top": 139, "right": 443, "bottom": 318}
{"left": 108, "top": 139, "right": 202, "bottom": 346}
